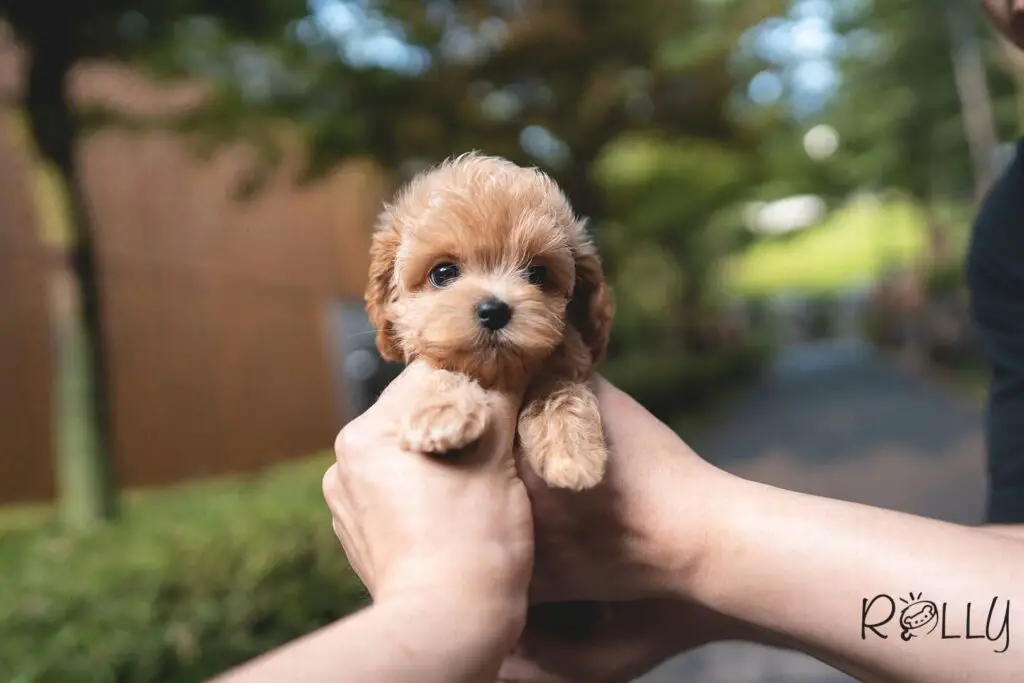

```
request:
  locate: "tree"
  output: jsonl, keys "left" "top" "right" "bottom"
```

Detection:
{"left": 0, "top": 0, "right": 786, "bottom": 526}
{"left": 592, "top": 133, "right": 761, "bottom": 350}
{"left": 824, "top": 0, "right": 1019, "bottom": 260}
{"left": 943, "top": 0, "right": 1000, "bottom": 202}
{"left": 190, "top": 0, "right": 785, "bottom": 337}
{"left": 0, "top": 0, "right": 308, "bottom": 527}
{"left": 188, "top": 0, "right": 784, "bottom": 222}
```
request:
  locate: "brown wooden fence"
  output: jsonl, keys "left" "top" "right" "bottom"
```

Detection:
{"left": 0, "top": 41, "right": 388, "bottom": 503}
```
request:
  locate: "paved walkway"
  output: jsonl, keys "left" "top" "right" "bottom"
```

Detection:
{"left": 636, "top": 340, "right": 987, "bottom": 683}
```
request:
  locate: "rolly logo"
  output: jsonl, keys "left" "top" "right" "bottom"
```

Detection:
{"left": 862, "top": 591, "right": 1011, "bottom": 653}
{"left": 899, "top": 593, "right": 939, "bottom": 641}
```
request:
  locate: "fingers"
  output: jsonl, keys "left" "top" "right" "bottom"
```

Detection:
{"left": 322, "top": 464, "right": 374, "bottom": 593}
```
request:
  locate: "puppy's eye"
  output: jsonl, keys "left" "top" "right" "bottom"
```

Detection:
{"left": 428, "top": 262, "right": 460, "bottom": 288}
{"left": 526, "top": 264, "right": 548, "bottom": 287}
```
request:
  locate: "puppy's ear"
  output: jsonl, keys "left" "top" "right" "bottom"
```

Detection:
{"left": 364, "top": 223, "right": 403, "bottom": 363}
{"left": 567, "top": 223, "right": 614, "bottom": 366}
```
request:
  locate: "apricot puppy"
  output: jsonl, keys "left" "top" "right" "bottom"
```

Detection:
{"left": 364, "top": 152, "right": 614, "bottom": 490}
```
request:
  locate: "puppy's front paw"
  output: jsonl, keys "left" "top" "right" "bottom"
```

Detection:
{"left": 532, "top": 448, "right": 606, "bottom": 491}
{"left": 401, "top": 387, "right": 489, "bottom": 454}
{"left": 519, "top": 384, "right": 607, "bottom": 491}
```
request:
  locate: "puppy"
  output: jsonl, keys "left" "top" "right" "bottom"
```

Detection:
{"left": 364, "top": 152, "right": 614, "bottom": 490}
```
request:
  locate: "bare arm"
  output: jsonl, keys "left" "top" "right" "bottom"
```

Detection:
{"left": 215, "top": 363, "right": 532, "bottom": 683}
{"left": 675, "top": 475, "right": 1024, "bottom": 683}
{"left": 984, "top": 524, "right": 1024, "bottom": 541}
{"left": 517, "top": 378, "right": 1024, "bottom": 683}
{"left": 211, "top": 596, "right": 518, "bottom": 683}
{"left": 592, "top": 368, "right": 1024, "bottom": 682}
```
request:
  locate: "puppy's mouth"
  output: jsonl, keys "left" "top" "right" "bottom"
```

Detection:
{"left": 470, "top": 333, "right": 517, "bottom": 360}
{"left": 479, "top": 330, "right": 511, "bottom": 348}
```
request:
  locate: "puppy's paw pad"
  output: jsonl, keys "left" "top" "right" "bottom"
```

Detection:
{"left": 401, "top": 400, "right": 487, "bottom": 454}
{"left": 534, "top": 452, "right": 606, "bottom": 491}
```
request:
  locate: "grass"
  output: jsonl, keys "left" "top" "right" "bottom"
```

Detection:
{"left": 724, "top": 196, "right": 942, "bottom": 296}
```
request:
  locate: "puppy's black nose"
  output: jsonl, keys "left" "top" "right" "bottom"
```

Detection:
{"left": 475, "top": 298, "right": 512, "bottom": 331}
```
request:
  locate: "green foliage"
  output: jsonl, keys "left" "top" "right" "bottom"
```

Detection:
{"left": 0, "top": 0, "right": 309, "bottom": 58}
{"left": 725, "top": 196, "right": 930, "bottom": 296}
{"left": 602, "top": 336, "right": 774, "bottom": 422}
{"left": 824, "top": 0, "right": 1020, "bottom": 202}
{"left": 86, "top": 0, "right": 787, "bottom": 213}
{"left": 0, "top": 456, "right": 367, "bottom": 683}
{"left": 594, "top": 132, "right": 762, "bottom": 332}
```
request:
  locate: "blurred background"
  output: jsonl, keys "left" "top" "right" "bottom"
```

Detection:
{"left": 0, "top": 0, "right": 1015, "bottom": 681}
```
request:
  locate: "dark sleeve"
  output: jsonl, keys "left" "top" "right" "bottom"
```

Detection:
{"left": 965, "top": 144, "right": 1024, "bottom": 524}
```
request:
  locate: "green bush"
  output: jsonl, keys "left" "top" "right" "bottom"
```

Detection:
{"left": 0, "top": 456, "right": 368, "bottom": 683}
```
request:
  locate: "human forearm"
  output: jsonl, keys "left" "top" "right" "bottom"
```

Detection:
{"left": 983, "top": 523, "right": 1024, "bottom": 542}
{"left": 210, "top": 595, "right": 522, "bottom": 683}
{"left": 681, "top": 477, "right": 1024, "bottom": 683}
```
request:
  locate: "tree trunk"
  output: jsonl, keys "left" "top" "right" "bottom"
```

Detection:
{"left": 945, "top": 1, "right": 1001, "bottom": 202}
{"left": 24, "top": 44, "right": 119, "bottom": 526}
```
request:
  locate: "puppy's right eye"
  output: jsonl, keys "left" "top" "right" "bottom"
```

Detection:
{"left": 428, "top": 262, "right": 460, "bottom": 288}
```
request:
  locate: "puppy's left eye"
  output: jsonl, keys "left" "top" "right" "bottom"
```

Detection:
{"left": 526, "top": 264, "right": 548, "bottom": 287}
{"left": 428, "top": 262, "right": 460, "bottom": 288}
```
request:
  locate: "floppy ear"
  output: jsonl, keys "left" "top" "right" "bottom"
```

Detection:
{"left": 567, "top": 224, "right": 615, "bottom": 366}
{"left": 364, "top": 223, "right": 404, "bottom": 363}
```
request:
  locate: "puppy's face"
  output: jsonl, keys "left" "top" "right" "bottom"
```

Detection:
{"left": 366, "top": 154, "right": 611, "bottom": 387}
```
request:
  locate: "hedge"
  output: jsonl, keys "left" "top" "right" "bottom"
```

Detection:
{"left": 0, "top": 456, "right": 368, "bottom": 683}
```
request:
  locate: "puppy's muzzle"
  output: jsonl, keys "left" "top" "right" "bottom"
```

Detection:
{"left": 475, "top": 297, "right": 512, "bottom": 331}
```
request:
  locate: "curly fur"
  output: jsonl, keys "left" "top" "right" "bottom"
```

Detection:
{"left": 364, "top": 152, "right": 615, "bottom": 490}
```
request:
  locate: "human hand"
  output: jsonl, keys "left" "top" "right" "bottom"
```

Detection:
{"left": 980, "top": 0, "right": 1024, "bottom": 48}
{"left": 323, "top": 361, "right": 533, "bottom": 633}
{"left": 522, "top": 376, "right": 736, "bottom": 605}
{"left": 498, "top": 599, "right": 747, "bottom": 683}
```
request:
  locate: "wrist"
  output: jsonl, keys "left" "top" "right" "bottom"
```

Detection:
{"left": 633, "top": 460, "right": 741, "bottom": 602}
{"left": 379, "top": 581, "right": 528, "bottom": 646}
{"left": 364, "top": 592, "right": 525, "bottom": 683}
{"left": 676, "top": 477, "right": 825, "bottom": 643}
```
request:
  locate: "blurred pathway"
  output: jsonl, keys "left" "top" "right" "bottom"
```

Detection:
{"left": 635, "top": 339, "right": 986, "bottom": 683}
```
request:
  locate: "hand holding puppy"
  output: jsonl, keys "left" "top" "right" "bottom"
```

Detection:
{"left": 323, "top": 361, "right": 533, "bottom": 627}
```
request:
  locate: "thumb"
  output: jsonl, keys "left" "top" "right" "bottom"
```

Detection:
{"left": 460, "top": 386, "right": 520, "bottom": 471}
